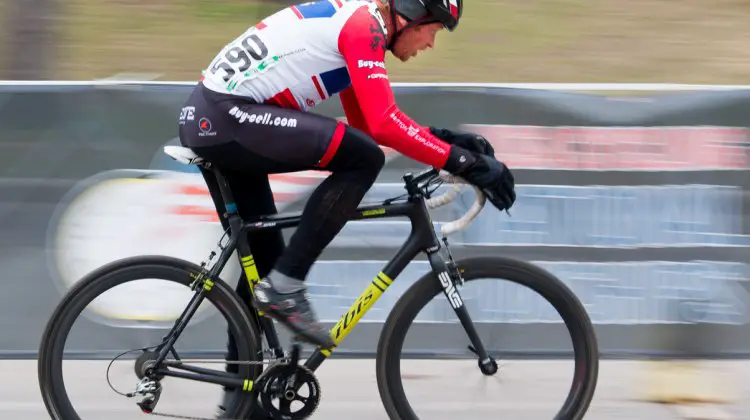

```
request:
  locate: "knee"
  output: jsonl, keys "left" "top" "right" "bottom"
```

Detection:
{"left": 362, "top": 139, "right": 385, "bottom": 175}
{"left": 332, "top": 126, "right": 385, "bottom": 178}
{"left": 352, "top": 137, "right": 385, "bottom": 186}
{"left": 348, "top": 127, "right": 384, "bottom": 173}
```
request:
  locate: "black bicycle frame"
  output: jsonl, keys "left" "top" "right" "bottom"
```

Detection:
{"left": 150, "top": 165, "right": 491, "bottom": 391}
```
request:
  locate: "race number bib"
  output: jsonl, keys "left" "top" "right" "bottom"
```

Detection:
{"left": 203, "top": 27, "right": 279, "bottom": 92}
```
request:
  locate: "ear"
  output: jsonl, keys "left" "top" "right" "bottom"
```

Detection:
{"left": 394, "top": 13, "right": 409, "bottom": 30}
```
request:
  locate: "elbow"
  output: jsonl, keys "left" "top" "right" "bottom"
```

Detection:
{"left": 369, "top": 123, "right": 387, "bottom": 142}
{"left": 368, "top": 124, "right": 394, "bottom": 149}
{"left": 367, "top": 110, "right": 399, "bottom": 145}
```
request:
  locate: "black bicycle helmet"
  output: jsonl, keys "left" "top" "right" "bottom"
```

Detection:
{"left": 392, "top": 0, "right": 462, "bottom": 31}
{"left": 386, "top": 0, "right": 463, "bottom": 49}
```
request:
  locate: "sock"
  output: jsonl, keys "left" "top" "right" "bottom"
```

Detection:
{"left": 268, "top": 269, "right": 306, "bottom": 294}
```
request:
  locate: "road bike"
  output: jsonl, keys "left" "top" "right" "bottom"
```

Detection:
{"left": 38, "top": 145, "right": 599, "bottom": 419}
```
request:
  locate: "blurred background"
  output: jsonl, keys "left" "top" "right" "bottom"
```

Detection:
{"left": 4, "top": 0, "right": 750, "bottom": 83}
{"left": 2, "top": 0, "right": 750, "bottom": 419}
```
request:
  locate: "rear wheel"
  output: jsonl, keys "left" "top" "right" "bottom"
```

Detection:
{"left": 38, "top": 255, "right": 264, "bottom": 419}
{"left": 376, "top": 256, "right": 599, "bottom": 420}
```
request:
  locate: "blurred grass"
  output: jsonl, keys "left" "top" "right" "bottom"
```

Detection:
{"left": 26, "top": 0, "right": 750, "bottom": 82}
{"left": 0, "top": 1, "right": 6, "bottom": 68}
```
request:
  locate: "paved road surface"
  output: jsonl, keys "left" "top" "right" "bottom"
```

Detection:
{"left": 4, "top": 359, "right": 748, "bottom": 419}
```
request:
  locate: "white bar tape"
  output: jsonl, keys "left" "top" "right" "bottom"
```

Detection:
{"left": 425, "top": 172, "right": 487, "bottom": 237}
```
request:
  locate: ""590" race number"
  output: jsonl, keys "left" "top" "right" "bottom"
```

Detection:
{"left": 209, "top": 33, "right": 270, "bottom": 83}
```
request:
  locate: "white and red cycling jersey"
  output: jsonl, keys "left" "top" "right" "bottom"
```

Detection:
{"left": 199, "top": 0, "right": 452, "bottom": 169}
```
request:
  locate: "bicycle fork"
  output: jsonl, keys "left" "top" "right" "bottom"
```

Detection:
{"left": 427, "top": 241, "right": 498, "bottom": 376}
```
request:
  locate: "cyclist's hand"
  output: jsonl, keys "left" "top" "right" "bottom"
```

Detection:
{"left": 430, "top": 127, "right": 495, "bottom": 157}
{"left": 444, "top": 145, "right": 516, "bottom": 212}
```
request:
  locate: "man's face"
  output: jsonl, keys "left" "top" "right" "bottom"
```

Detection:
{"left": 391, "top": 22, "right": 444, "bottom": 62}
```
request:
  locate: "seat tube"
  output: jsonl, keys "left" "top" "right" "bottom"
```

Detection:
{"left": 211, "top": 166, "right": 238, "bottom": 215}
{"left": 212, "top": 166, "right": 286, "bottom": 356}
{"left": 210, "top": 166, "right": 245, "bottom": 239}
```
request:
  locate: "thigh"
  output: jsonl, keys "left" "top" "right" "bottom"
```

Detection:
{"left": 181, "top": 83, "right": 345, "bottom": 173}
{"left": 216, "top": 97, "right": 343, "bottom": 171}
{"left": 231, "top": 105, "right": 343, "bottom": 170}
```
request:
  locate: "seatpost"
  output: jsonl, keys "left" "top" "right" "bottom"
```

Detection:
{"left": 210, "top": 165, "right": 243, "bottom": 233}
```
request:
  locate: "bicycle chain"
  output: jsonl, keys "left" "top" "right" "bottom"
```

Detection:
{"left": 139, "top": 358, "right": 291, "bottom": 420}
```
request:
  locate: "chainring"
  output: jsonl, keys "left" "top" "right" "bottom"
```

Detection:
{"left": 259, "top": 364, "right": 320, "bottom": 420}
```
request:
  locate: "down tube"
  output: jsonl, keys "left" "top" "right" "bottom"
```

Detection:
{"left": 304, "top": 236, "right": 423, "bottom": 370}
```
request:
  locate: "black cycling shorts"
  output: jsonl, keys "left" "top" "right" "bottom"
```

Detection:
{"left": 178, "top": 83, "right": 345, "bottom": 172}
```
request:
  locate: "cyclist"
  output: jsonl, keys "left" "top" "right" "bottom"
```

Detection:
{"left": 178, "top": 0, "right": 516, "bottom": 353}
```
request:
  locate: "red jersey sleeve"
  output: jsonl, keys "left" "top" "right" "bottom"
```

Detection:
{"left": 339, "top": 87, "right": 371, "bottom": 136}
{"left": 337, "top": 5, "right": 452, "bottom": 169}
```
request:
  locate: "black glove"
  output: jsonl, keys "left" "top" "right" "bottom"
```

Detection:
{"left": 430, "top": 127, "right": 495, "bottom": 157}
{"left": 443, "top": 145, "right": 516, "bottom": 212}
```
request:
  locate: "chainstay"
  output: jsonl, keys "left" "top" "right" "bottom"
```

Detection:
{"left": 166, "top": 359, "right": 277, "bottom": 365}
{"left": 147, "top": 411, "right": 224, "bottom": 420}
{"left": 136, "top": 357, "right": 295, "bottom": 420}
{"left": 146, "top": 411, "right": 256, "bottom": 420}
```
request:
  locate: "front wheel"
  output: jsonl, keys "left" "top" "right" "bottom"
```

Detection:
{"left": 376, "top": 256, "right": 599, "bottom": 420}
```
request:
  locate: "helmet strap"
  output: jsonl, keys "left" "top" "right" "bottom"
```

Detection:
{"left": 385, "top": 8, "right": 427, "bottom": 50}
{"left": 385, "top": 3, "right": 401, "bottom": 50}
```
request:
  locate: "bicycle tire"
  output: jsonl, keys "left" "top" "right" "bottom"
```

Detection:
{"left": 375, "top": 256, "right": 599, "bottom": 420}
{"left": 38, "top": 255, "right": 264, "bottom": 420}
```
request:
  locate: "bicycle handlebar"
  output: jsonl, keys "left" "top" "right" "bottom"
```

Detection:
{"left": 423, "top": 171, "right": 486, "bottom": 237}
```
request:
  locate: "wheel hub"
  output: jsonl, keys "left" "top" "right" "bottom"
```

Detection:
{"left": 134, "top": 350, "right": 164, "bottom": 380}
{"left": 479, "top": 357, "right": 499, "bottom": 376}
